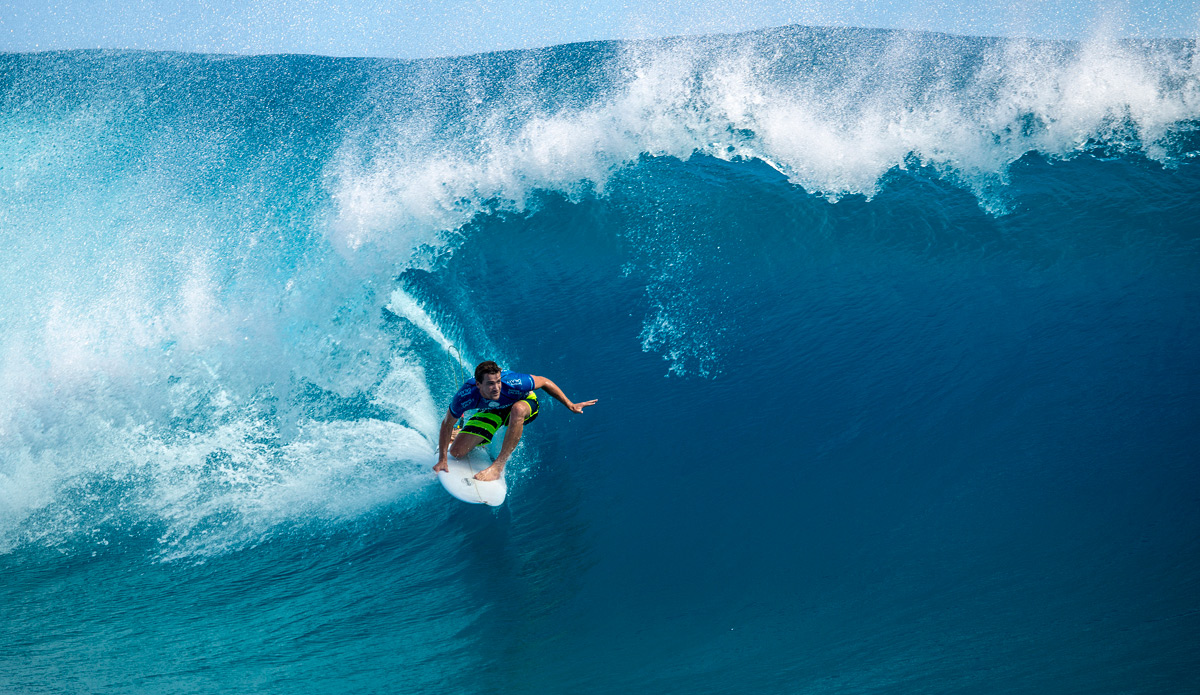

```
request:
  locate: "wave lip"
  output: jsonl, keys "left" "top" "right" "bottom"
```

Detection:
{"left": 329, "top": 27, "right": 1200, "bottom": 249}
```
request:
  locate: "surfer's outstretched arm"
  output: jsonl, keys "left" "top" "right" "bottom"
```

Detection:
{"left": 531, "top": 375, "right": 598, "bottom": 414}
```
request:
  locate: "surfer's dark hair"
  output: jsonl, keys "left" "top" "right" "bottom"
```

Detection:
{"left": 475, "top": 361, "right": 502, "bottom": 382}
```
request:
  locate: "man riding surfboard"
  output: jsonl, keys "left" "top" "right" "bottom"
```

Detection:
{"left": 433, "top": 361, "right": 598, "bottom": 481}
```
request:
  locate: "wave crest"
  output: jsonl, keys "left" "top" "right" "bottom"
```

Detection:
{"left": 329, "top": 28, "right": 1200, "bottom": 245}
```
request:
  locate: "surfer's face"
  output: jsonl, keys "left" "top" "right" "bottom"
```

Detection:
{"left": 477, "top": 373, "right": 503, "bottom": 400}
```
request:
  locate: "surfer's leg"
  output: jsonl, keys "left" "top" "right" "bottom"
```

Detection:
{"left": 448, "top": 431, "right": 486, "bottom": 458}
{"left": 474, "top": 400, "right": 531, "bottom": 481}
{"left": 452, "top": 410, "right": 504, "bottom": 458}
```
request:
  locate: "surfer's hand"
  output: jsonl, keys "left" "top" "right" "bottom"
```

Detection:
{"left": 568, "top": 399, "right": 598, "bottom": 414}
{"left": 433, "top": 457, "right": 449, "bottom": 473}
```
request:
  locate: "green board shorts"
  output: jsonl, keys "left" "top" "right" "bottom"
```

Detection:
{"left": 459, "top": 392, "right": 539, "bottom": 445}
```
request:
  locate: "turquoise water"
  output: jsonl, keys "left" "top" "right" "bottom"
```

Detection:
{"left": 2, "top": 27, "right": 1199, "bottom": 693}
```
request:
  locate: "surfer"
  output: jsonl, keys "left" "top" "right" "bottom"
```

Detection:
{"left": 434, "top": 361, "right": 598, "bottom": 481}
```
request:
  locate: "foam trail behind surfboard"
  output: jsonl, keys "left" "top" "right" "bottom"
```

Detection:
{"left": 381, "top": 287, "right": 474, "bottom": 445}
{"left": 387, "top": 288, "right": 470, "bottom": 370}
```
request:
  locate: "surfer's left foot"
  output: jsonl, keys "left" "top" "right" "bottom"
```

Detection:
{"left": 474, "top": 463, "right": 504, "bottom": 481}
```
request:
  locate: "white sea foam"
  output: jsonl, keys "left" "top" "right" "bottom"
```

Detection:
{"left": 0, "top": 102, "right": 454, "bottom": 561}
{"left": 328, "top": 30, "right": 1199, "bottom": 248}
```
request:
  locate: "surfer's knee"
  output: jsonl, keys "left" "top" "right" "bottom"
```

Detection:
{"left": 509, "top": 400, "right": 530, "bottom": 420}
{"left": 449, "top": 437, "right": 474, "bottom": 458}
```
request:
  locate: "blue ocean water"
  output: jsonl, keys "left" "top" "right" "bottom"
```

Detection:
{"left": 2, "top": 26, "right": 1199, "bottom": 694}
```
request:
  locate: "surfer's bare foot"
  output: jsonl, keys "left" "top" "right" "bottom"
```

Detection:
{"left": 433, "top": 459, "right": 449, "bottom": 473}
{"left": 474, "top": 462, "right": 504, "bottom": 481}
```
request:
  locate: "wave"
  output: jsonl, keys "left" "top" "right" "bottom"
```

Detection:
{"left": 1, "top": 25, "right": 1197, "bottom": 559}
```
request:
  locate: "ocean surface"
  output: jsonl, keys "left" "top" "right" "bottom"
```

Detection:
{"left": 2, "top": 25, "right": 1199, "bottom": 694}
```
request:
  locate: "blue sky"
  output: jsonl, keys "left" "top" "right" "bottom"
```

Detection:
{"left": 2, "top": 0, "right": 1197, "bottom": 57}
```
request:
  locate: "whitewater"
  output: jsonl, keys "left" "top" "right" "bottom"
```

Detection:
{"left": 2, "top": 25, "right": 1198, "bottom": 693}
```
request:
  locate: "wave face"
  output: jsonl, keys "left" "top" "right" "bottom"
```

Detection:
{"left": 2, "top": 27, "right": 1199, "bottom": 693}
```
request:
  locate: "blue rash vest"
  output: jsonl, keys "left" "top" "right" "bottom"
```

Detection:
{"left": 448, "top": 370, "right": 536, "bottom": 419}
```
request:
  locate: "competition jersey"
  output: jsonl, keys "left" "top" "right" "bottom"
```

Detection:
{"left": 449, "top": 370, "right": 536, "bottom": 418}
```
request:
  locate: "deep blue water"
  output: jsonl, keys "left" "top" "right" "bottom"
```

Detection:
{"left": 2, "top": 26, "right": 1199, "bottom": 694}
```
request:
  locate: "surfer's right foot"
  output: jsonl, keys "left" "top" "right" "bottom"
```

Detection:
{"left": 474, "top": 463, "right": 504, "bottom": 481}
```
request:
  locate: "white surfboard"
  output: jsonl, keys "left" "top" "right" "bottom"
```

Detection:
{"left": 437, "top": 447, "right": 507, "bottom": 506}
